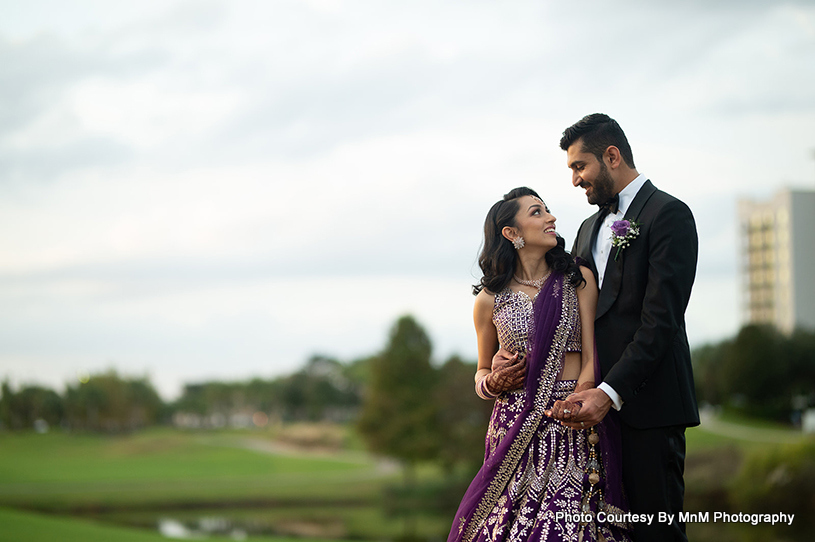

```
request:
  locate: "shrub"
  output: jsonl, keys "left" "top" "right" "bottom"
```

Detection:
{"left": 731, "top": 438, "right": 815, "bottom": 535}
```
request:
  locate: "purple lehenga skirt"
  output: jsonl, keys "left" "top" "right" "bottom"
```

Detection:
{"left": 476, "top": 380, "right": 629, "bottom": 542}
{"left": 450, "top": 273, "right": 630, "bottom": 542}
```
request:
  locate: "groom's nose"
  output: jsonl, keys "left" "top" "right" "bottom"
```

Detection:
{"left": 572, "top": 172, "right": 581, "bottom": 187}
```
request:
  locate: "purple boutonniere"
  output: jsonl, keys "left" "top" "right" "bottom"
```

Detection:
{"left": 610, "top": 220, "right": 640, "bottom": 260}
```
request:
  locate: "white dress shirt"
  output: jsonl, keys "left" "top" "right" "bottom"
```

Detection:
{"left": 593, "top": 173, "right": 647, "bottom": 411}
{"left": 592, "top": 173, "right": 647, "bottom": 289}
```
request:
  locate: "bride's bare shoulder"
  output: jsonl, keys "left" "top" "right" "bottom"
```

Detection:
{"left": 474, "top": 288, "right": 496, "bottom": 313}
{"left": 576, "top": 266, "right": 597, "bottom": 292}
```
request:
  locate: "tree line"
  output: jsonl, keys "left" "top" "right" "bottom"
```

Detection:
{"left": 692, "top": 323, "right": 815, "bottom": 421}
{"left": 0, "top": 372, "right": 165, "bottom": 433}
{"left": 6, "top": 318, "right": 811, "bottom": 464}
{"left": 0, "top": 314, "right": 492, "bottom": 475}
{"left": 0, "top": 359, "right": 365, "bottom": 433}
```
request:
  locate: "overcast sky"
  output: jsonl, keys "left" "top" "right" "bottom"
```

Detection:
{"left": 1, "top": 0, "right": 814, "bottom": 399}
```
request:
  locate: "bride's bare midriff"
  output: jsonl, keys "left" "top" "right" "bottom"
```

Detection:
{"left": 558, "top": 351, "right": 582, "bottom": 381}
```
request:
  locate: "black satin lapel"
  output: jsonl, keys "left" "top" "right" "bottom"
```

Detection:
{"left": 579, "top": 211, "right": 605, "bottom": 279}
{"left": 595, "top": 180, "right": 657, "bottom": 319}
{"left": 624, "top": 180, "right": 656, "bottom": 224}
{"left": 589, "top": 210, "right": 605, "bottom": 247}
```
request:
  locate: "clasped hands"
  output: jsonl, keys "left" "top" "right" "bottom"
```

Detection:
{"left": 548, "top": 383, "right": 613, "bottom": 430}
{"left": 546, "top": 380, "right": 592, "bottom": 426}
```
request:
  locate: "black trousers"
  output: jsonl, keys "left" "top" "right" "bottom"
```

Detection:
{"left": 620, "top": 424, "right": 687, "bottom": 542}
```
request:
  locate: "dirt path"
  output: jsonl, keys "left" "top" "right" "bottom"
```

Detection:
{"left": 698, "top": 409, "right": 804, "bottom": 444}
{"left": 199, "top": 436, "right": 401, "bottom": 474}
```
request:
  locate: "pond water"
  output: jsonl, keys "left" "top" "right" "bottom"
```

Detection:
{"left": 89, "top": 505, "right": 451, "bottom": 541}
{"left": 158, "top": 517, "right": 247, "bottom": 540}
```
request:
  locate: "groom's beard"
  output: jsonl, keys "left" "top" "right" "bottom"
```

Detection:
{"left": 586, "top": 162, "right": 615, "bottom": 206}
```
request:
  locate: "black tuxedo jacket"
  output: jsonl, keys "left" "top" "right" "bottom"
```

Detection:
{"left": 572, "top": 180, "right": 700, "bottom": 429}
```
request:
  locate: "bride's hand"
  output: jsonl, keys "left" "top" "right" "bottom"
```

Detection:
{"left": 546, "top": 399, "right": 581, "bottom": 421}
{"left": 485, "top": 351, "right": 526, "bottom": 393}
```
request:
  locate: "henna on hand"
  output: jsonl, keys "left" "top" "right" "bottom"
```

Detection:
{"left": 485, "top": 354, "right": 527, "bottom": 393}
{"left": 549, "top": 399, "right": 582, "bottom": 421}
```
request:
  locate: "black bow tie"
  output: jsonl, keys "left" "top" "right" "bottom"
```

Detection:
{"left": 599, "top": 194, "right": 619, "bottom": 214}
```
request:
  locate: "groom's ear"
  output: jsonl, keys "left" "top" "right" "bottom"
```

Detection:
{"left": 604, "top": 145, "right": 623, "bottom": 170}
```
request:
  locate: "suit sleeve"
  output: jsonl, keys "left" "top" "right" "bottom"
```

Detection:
{"left": 570, "top": 228, "right": 580, "bottom": 255}
{"left": 603, "top": 199, "right": 698, "bottom": 404}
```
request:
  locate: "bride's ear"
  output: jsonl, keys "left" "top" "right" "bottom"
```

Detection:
{"left": 502, "top": 226, "right": 519, "bottom": 243}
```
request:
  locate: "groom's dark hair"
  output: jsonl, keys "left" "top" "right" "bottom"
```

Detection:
{"left": 560, "top": 113, "right": 636, "bottom": 169}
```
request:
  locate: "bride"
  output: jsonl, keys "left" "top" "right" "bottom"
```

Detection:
{"left": 448, "top": 187, "right": 631, "bottom": 542}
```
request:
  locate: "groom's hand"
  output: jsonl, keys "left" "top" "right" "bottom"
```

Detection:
{"left": 551, "top": 388, "right": 612, "bottom": 429}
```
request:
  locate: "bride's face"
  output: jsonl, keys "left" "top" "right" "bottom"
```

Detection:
{"left": 512, "top": 195, "right": 558, "bottom": 250}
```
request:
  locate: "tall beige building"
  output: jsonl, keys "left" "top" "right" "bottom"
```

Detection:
{"left": 738, "top": 188, "right": 815, "bottom": 333}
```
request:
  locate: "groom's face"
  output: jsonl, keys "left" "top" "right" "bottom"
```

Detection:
{"left": 566, "top": 142, "right": 615, "bottom": 206}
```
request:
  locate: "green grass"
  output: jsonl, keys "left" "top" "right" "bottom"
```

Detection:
{"left": 0, "top": 427, "right": 444, "bottom": 541}
{"left": 0, "top": 507, "right": 338, "bottom": 542}
{"left": 686, "top": 412, "right": 806, "bottom": 454}
{"left": 0, "top": 429, "right": 363, "bottom": 482}
{"left": 683, "top": 413, "right": 813, "bottom": 542}
{"left": 1, "top": 415, "right": 806, "bottom": 542}
{"left": 0, "top": 428, "right": 394, "bottom": 511}
{"left": 686, "top": 424, "right": 733, "bottom": 451}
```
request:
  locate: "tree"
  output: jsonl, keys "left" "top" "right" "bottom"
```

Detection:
{"left": 0, "top": 380, "right": 13, "bottom": 430}
{"left": 357, "top": 315, "right": 442, "bottom": 541}
{"left": 435, "top": 355, "right": 492, "bottom": 475}
{"left": 721, "top": 325, "right": 788, "bottom": 411}
{"left": 171, "top": 356, "right": 362, "bottom": 425}
{"left": 279, "top": 356, "right": 360, "bottom": 421}
{"left": 357, "top": 315, "right": 440, "bottom": 475}
{"left": 692, "top": 341, "right": 728, "bottom": 406}
{"left": 692, "top": 324, "right": 815, "bottom": 421}
{"left": 789, "top": 328, "right": 815, "bottom": 400}
{"left": 0, "top": 382, "right": 64, "bottom": 430}
{"left": 64, "top": 370, "right": 163, "bottom": 432}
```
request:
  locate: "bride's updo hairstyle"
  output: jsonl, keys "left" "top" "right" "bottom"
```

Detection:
{"left": 473, "top": 187, "right": 585, "bottom": 295}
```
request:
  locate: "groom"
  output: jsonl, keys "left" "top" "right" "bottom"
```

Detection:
{"left": 557, "top": 113, "right": 699, "bottom": 541}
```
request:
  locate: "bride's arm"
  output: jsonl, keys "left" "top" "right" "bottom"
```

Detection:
{"left": 473, "top": 289, "right": 498, "bottom": 398}
{"left": 575, "top": 266, "right": 599, "bottom": 392}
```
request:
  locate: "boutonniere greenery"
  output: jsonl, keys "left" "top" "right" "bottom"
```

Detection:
{"left": 610, "top": 220, "right": 640, "bottom": 260}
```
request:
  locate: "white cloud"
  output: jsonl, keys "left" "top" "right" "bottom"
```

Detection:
{"left": 69, "top": 76, "right": 243, "bottom": 149}
{"left": 1, "top": 0, "right": 813, "bottom": 397}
